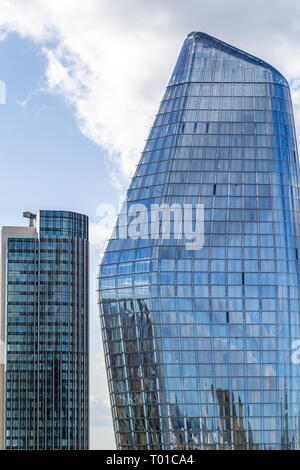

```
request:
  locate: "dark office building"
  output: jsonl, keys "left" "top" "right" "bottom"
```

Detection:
{"left": 1, "top": 210, "right": 89, "bottom": 449}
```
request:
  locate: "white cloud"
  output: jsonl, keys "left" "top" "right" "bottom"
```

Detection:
{"left": 291, "top": 80, "right": 300, "bottom": 113}
{"left": 0, "top": 0, "right": 176, "bottom": 187}
{"left": 2, "top": 0, "right": 300, "bottom": 450}
{"left": 2, "top": 0, "right": 300, "bottom": 186}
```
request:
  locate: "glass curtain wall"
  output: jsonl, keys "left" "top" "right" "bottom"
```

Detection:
{"left": 6, "top": 211, "right": 89, "bottom": 449}
{"left": 98, "top": 32, "right": 300, "bottom": 450}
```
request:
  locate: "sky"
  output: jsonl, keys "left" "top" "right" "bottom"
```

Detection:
{"left": 1, "top": 0, "right": 300, "bottom": 450}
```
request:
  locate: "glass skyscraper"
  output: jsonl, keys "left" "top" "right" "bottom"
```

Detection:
{"left": 0, "top": 210, "right": 89, "bottom": 450}
{"left": 98, "top": 32, "right": 300, "bottom": 450}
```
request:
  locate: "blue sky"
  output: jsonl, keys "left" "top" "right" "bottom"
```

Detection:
{"left": 0, "top": 34, "right": 116, "bottom": 221}
{"left": 0, "top": 33, "right": 117, "bottom": 449}
{"left": 1, "top": 0, "right": 300, "bottom": 450}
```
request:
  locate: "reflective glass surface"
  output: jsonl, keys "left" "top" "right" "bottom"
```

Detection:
{"left": 6, "top": 211, "right": 89, "bottom": 449}
{"left": 98, "top": 32, "right": 300, "bottom": 450}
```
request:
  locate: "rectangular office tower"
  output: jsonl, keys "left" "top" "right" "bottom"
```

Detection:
{"left": 98, "top": 32, "right": 300, "bottom": 450}
{"left": 0, "top": 210, "right": 89, "bottom": 450}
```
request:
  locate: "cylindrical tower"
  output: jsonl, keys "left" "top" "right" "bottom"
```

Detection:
{"left": 3, "top": 210, "right": 89, "bottom": 449}
{"left": 98, "top": 32, "right": 300, "bottom": 450}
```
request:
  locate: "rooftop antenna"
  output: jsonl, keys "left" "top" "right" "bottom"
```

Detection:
{"left": 23, "top": 211, "right": 36, "bottom": 227}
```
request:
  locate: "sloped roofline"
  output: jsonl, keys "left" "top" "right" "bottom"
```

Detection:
{"left": 187, "top": 32, "right": 288, "bottom": 85}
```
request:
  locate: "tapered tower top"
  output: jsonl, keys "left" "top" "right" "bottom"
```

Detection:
{"left": 178, "top": 31, "right": 288, "bottom": 86}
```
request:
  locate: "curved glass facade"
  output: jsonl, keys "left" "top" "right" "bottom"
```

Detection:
{"left": 98, "top": 32, "right": 300, "bottom": 450}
